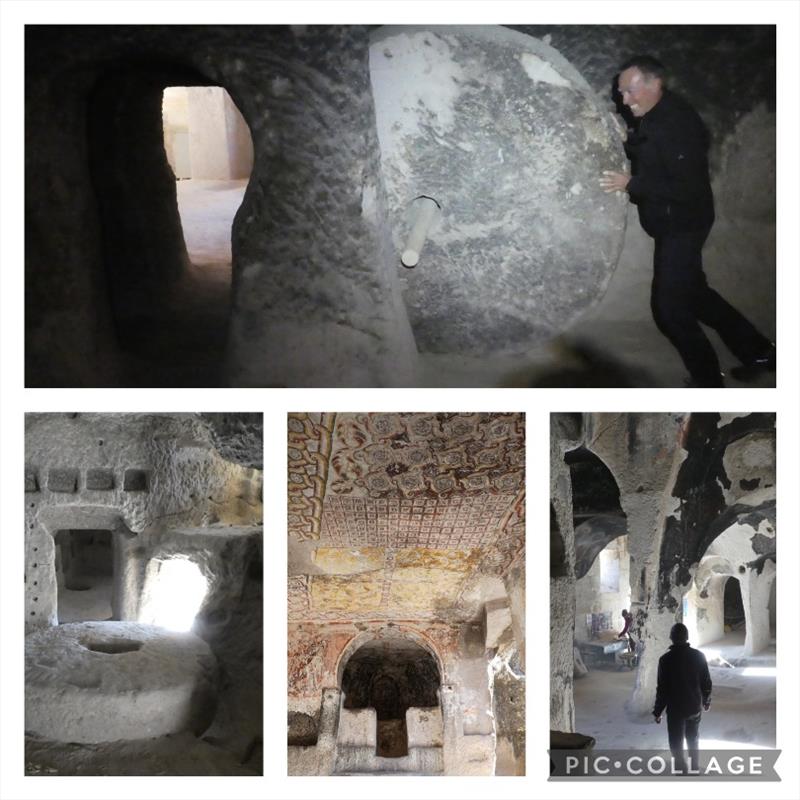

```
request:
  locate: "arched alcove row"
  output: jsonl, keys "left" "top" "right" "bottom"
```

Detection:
{"left": 550, "top": 412, "right": 776, "bottom": 741}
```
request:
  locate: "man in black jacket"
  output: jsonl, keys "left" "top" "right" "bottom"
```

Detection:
{"left": 600, "top": 55, "right": 775, "bottom": 387}
{"left": 652, "top": 623, "right": 712, "bottom": 773}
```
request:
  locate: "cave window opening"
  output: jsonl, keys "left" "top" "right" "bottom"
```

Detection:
{"left": 161, "top": 86, "right": 253, "bottom": 275}
{"left": 54, "top": 529, "right": 115, "bottom": 624}
{"left": 138, "top": 557, "right": 208, "bottom": 632}
{"left": 598, "top": 548, "right": 620, "bottom": 593}
{"left": 341, "top": 639, "right": 441, "bottom": 758}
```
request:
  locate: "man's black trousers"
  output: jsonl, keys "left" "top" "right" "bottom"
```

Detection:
{"left": 651, "top": 227, "right": 771, "bottom": 386}
{"left": 666, "top": 710, "right": 701, "bottom": 773}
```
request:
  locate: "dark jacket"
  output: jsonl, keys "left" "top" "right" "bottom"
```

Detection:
{"left": 653, "top": 642, "right": 712, "bottom": 718}
{"left": 625, "top": 90, "right": 715, "bottom": 238}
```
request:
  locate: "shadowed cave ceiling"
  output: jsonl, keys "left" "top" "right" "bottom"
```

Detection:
{"left": 288, "top": 413, "right": 525, "bottom": 623}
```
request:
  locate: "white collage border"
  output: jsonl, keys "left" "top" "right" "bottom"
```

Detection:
{"left": 1, "top": 2, "right": 799, "bottom": 799}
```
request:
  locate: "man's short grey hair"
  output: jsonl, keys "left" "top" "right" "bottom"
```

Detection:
{"left": 619, "top": 54, "right": 667, "bottom": 84}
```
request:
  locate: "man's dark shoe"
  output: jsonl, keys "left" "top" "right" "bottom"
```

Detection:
{"left": 730, "top": 345, "right": 776, "bottom": 382}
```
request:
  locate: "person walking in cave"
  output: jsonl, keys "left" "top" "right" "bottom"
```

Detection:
{"left": 652, "top": 622, "right": 712, "bottom": 774}
{"left": 617, "top": 608, "right": 634, "bottom": 653}
{"left": 599, "top": 55, "right": 775, "bottom": 388}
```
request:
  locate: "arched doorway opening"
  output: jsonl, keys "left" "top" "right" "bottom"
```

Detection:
{"left": 340, "top": 637, "right": 442, "bottom": 758}
{"left": 161, "top": 86, "right": 253, "bottom": 336}
{"left": 723, "top": 575, "right": 745, "bottom": 633}
{"left": 54, "top": 529, "right": 115, "bottom": 623}
{"left": 564, "top": 446, "right": 635, "bottom": 746}
{"left": 86, "top": 63, "right": 253, "bottom": 386}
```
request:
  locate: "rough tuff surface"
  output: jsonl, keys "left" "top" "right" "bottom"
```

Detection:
{"left": 371, "top": 26, "right": 627, "bottom": 356}
{"left": 26, "top": 25, "right": 774, "bottom": 387}
{"left": 25, "top": 413, "right": 263, "bottom": 631}
{"left": 288, "top": 413, "right": 524, "bottom": 624}
{"left": 286, "top": 411, "right": 525, "bottom": 775}
{"left": 25, "top": 622, "right": 217, "bottom": 743}
{"left": 550, "top": 412, "right": 777, "bottom": 724}
{"left": 198, "top": 413, "right": 265, "bottom": 470}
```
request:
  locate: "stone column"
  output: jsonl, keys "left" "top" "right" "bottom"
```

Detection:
{"left": 585, "top": 413, "right": 690, "bottom": 716}
{"left": 314, "top": 687, "right": 342, "bottom": 776}
{"left": 550, "top": 437, "right": 576, "bottom": 733}
{"left": 439, "top": 684, "right": 459, "bottom": 776}
{"left": 743, "top": 568, "right": 774, "bottom": 656}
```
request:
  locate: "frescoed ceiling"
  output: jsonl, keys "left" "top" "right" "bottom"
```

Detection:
{"left": 288, "top": 413, "right": 525, "bottom": 623}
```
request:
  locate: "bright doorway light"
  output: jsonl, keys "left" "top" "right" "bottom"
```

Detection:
{"left": 139, "top": 558, "right": 208, "bottom": 632}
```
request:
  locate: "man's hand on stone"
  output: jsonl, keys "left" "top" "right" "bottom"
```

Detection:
{"left": 599, "top": 171, "right": 631, "bottom": 193}
{"left": 654, "top": 715, "right": 662, "bottom": 724}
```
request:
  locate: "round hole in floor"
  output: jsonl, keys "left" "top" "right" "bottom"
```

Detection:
{"left": 82, "top": 638, "right": 144, "bottom": 655}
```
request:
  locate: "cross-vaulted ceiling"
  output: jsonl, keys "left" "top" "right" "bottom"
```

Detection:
{"left": 288, "top": 413, "right": 525, "bottom": 623}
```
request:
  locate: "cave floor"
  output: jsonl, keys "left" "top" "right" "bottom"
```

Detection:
{"left": 116, "top": 179, "right": 773, "bottom": 388}
{"left": 573, "top": 632, "right": 776, "bottom": 749}
{"left": 418, "top": 317, "right": 776, "bottom": 389}
{"left": 120, "top": 179, "right": 246, "bottom": 387}
{"left": 56, "top": 576, "right": 113, "bottom": 623}
{"left": 25, "top": 731, "right": 260, "bottom": 776}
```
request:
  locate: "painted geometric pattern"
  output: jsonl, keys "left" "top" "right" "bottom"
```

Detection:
{"left": 288, "top": 413, "right": 525, "bottom": 622}
{"left": 292, "top": 557, "right": 479, "bottom": 623}
{"left": 328, "top": 412, "right": 524, "bottom": 500}
{"left": 288, "top": 575, "right": 311, "bottom": 617}
{"left": 476, "top": 490, "right": 526, "bottom": 578}
{"left": 288, "top": 413, "right": 335, "bottom": 541}
{"left": 288, "top": 495, "right": 525, "bottom": 622}
{"left": 319, "top": 494, "right": 514, "bottom": 548}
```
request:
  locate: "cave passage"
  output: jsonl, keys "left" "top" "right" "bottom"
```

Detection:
{"left": 723, "top": 576, "right": 745, "bottom": 631}
{"left": 55, "top": 529, "right": 114, "bottom": 623}
{"left": 86, "top": 67, "right": 253, "bottom": 386}
{"left": 341, "top": 639, "right": 441, "bottom": 758}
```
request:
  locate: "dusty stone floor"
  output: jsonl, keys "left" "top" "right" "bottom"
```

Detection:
{"left": 25, "top": 731, "right": 258, "bottom": 776}
{"left": 419, "top": 207, "right": 775, "bottom": 388}
{"left": 419, "top": 273, "right": 775, "bottom": 389}
{"left": 56, "top": 577, "right": 113, "bottom": 623}
{"left": 121, "top": 180, "right": 771, "bottom": 388}
{"left": 121, "top": 179, "right": 246, "bottom": 387}
{"left": 573, "top": 631, "right": 776, "bottom": 749}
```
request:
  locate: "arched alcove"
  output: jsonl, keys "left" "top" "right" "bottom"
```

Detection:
{"left": 565, "top": 446, "right": 627, "bottom": 579}
{"left": 338, "top": 632, "right": 442, "bottom": 758}
{"left": 723, "top": 575, "right": 745, "bottom": 630}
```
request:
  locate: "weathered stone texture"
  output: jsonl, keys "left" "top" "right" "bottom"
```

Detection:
{"left": 25, "top": 413, "right": 263, "bottom": 632}
{"left": 48, "top": 468, "right": 78, "bottom": 493}
{"left": 373, "top": 26, "right": 627, "bottom": 355}
{"left": 551, "top": 412, "right": 777, "bottom": 721}
{"left": 25, "top": 25, "right": 774, "bottom": 387}
{"left": 25, "top": 622, "right": 217, "bottom": 743}
{"left": 85, "top": 468, "right": 114, "bottom": 491}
